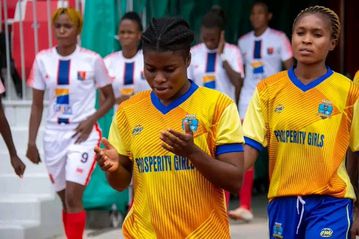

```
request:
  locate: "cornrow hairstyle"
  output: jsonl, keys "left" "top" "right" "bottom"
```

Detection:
{"left": 142, "top": 17, "right": 194, "bottom": 57}
{"left": 52, "top": 7, "right": 83, "bottom": 33}
{"left": 121, "top": 11, "right": 143, "bottom": 32}
{"left": 201, "top": 5, "right": 225, "bottom": 30}
{"left": 293, "top": 5, "right": 341, "bottom": 44}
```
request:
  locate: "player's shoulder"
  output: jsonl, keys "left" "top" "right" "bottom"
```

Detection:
{"left": 104, "top": 51, "right": 121, "bottom": 61}
{"left": 225, "top": 42, "right": 240, "bottom": 50}
{"left": 191, "top": 43, "right": 205, "bottom": 53}
{"left": 118, "top": 90, "right": 152, "bottom": 111}
{"left": 79, "top": 47, "right": 102, "bottom": 59}
{"left": 257, "top": 70, "right": 288, "bottom": 90}
{"left": 196, "top": 86, "right": 234, "bottom": 107}
{"left": 238, "top": 31, "right": 253, "bottom": 43}
{"left": 268, "top": 28, "right": 286, "bottom": 36}
{"left": 36, "top": 47, "right": 54, "bottom": 59}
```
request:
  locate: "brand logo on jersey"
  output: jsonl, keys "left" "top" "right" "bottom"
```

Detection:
{"left": 273, "top": 222, "right": 283, "bottom": 238}
{"left": 274, "top": 104, "right": 284, "bottom": 113}
{"left": 76, "top": 168, "right": 83, "bottom": 174}
{"left": 182, "top": 114, "right": 199, "bottom": 132}
{"left": 267, "top": 47, "right": 274, "bottom": 55}
{"left": 320, "top": 228, "right": 333, "bottom": 237}
{"left": 132, "top": 125, "right": 143, "bottom": 135}
{"left": 318, "top": 100, "right": 333, "bottom": 119}
{"left": 77, "top": 71, "right": 87, "bottom": 81}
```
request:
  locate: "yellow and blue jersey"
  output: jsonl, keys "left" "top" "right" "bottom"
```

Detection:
{"left": 109, "top": 81, "right": 244, "bottom": 238}
{"left": 243, "top": 67, "right": 359, "bottom": 200}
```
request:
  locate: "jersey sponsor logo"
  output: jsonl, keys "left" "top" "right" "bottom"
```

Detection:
{"left": 274, "top": 104, "right": 284, "bottom": 113}
{"left": 202, "top": 75, "right": 216, "bottom": 89}
{"left": 77, "top": 71, "right": 87, "bottom": 81}
{"left": 135, "top": 155, "right": 195, "bottom": 173}
{"left": 318, "top": 100, "right": 333, "bottom": 119}
{"left": 320, "top": 228, "right": 333, "bottom": 237}
{"left": 182, "top": 114, "right": 199, "bottom": 132}
{"left": 132, "top": 125, "right": 143, "bottom": 135}
{"left": 267, "top": 47, "right": 274, "bottom": 55}
{"left": 273, "top": 222, "right": 283, "bottom": 238}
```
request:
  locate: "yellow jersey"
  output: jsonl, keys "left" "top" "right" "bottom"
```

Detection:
{"left": 354, "top": 70, "right": 359, "bottom": 85}
{"left": 243, "top": 67, "right": 359, "bottom": 200}
{"left": 109, "top": 81, "right": 244, "bottom": 238}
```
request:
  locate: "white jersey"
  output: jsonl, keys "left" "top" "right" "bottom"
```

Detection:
{"left": 104, "top": 50, "right": 149, "bottom": 110}
{"left": 238, "top": 27, "right": 293, "bottom": 118}
{"left": 27, "top": 45, "right": 112, "bottom": 130}
{"left": 188, "top": 43, "right": 244, "bottom": 101}
{"left": 0, "top": 80, "right": 5, "bottom": 94}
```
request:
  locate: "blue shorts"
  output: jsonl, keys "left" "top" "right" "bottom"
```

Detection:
{"left": 268, "top": 195, "right": 353, "bottom": 239}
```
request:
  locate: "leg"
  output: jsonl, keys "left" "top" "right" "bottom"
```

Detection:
{"left": 228, "top": 167, "right": 254, "bottom": 222}
{"left": 305, "top": 197, "right": 352, "bottom": 239}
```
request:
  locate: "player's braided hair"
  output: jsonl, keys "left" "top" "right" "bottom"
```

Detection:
{"left": 201, "top": 5, "right": 225, "bottom": 30}
{"left": 121, "top": 11, "right": 143, "bottom": 32}
{"left": 293, "top": 5, "right": 341, "bottom": 44}
{"left": 142, "top": 17, "right": 194, "bottom": 57}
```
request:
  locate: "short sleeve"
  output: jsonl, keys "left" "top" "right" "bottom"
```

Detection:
{"left": 215, "top": 102, "right": 244, "bottom": 156}
{"left": 350, "top": 99, "right": 359, "bottom": 152}
{"left": 94, "top": 56, "right": 112, "bottom": 88}
{"left": 108, "top": 108, "right": 131, "bottom": 157}
{"left": 27, "top": 55, "right": 46, "bottom": 90}
{"left": 224, "top": 44, "right": 244, "bottom": 77}
{"left": 279, "top": 33, "right": 293, "bottom": 62}
{"left": 243, "top": 88, "right": 268, "bottom": 151}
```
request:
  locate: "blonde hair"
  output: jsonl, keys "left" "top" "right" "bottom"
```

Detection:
{"left": 52, "top": 7, "right": 83, "bottom": 33}
{"left": 293, "top": 5, "right": 341, "bottom": 45}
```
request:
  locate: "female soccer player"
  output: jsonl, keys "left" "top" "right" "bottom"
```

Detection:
{"left": 26, "top": 8, "right": 114, "bottom": 239}
{"left": 229, "top": 0, "right": 293, "bottom": 222}
{"left": 0, "top": 80, "right": 25, "bottom": 177}
{"left": 243, "top": 6, "right": 359, "bottom": 238}
{"left": 104, "top": 11, "right": 149, "bottom": 110}
{"left": 95, "top": 17, "right": 244, "bottom": 238}
{"left": 188, "top": 6, "right": 244, "bottom": 104}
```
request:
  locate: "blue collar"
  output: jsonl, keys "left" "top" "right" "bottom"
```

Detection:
{"left": 150, "top": 80, "right": 198, "bottom": 114}
{"left": 288, "top": 66, "right": 333, "bottom": 92}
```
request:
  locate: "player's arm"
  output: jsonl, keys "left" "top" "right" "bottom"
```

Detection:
{"left": 0, "top": 97, "right": 26, "bottom": 177}
{"left": 95, "top": 138, "right": 133, "bottom": 191}
{"left": 26, "top": 89, "right": 44, "bottom": 164}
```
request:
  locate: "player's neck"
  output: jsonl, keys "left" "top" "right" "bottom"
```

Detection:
{"left": 254, "top": 26, "right": 268, "bottom": 37}
{"left": 122, "top": 47, "right": 138, "bottom": 59}
{"left": 294, "top": 63, "right": 327, "bottom": 85}
{"left": 56, "top": 44, "right": 77, "bottom": 57}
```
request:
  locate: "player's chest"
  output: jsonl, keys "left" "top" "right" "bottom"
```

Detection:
{"left": 43, "top": 60, "right": 95, "bottom": 89}
{"left": 243, "top": 40, "right": 281, "bottom": 63}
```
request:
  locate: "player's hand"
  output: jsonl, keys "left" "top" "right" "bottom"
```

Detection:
{"left": 73, "top": 117, "right": 96, "bottom": 144}
{"left": 350, "top": 211, "right": 359, "bottom": 238}
{"left": 26, "top": 143, "right": 41, "bottom": 164}
{"left": 217, "top": 30, "right": 225, "bottom": 55}
{"left": 10, "top": 154, "right": 26, "bottom": 178}
{"left": 94, "top": 138, "right": 120, "bottom": 173}
{"left": 160, "top": 122, "right": 200, "bottom": 158}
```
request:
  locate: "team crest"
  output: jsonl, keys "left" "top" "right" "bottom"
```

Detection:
{"left": 77, "top": 71, "right": 87, "bottom": 81}
{"left": 318, "top": 100, "right": 333, "bottom": 119}
{"left": 182, "top": 114, "right": 199, "bottom": 132}
{"left": 273, "top": 222, "right": 283, "bottom": 238}
{"left": 267, "top": 47, "right": 274, "bottom": 55}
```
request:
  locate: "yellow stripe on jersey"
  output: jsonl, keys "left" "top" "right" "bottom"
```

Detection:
{"left": 109, "top": 85, "right": 243, "bottom": 238}
{"left": 244, "top": 69, "right": 359, "bottom": 200}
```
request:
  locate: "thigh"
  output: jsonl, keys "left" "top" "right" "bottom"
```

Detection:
{"left": 66, "top": 126, "right": 101, "bottom": 186}
{"left": 305, "top": 197, "right": 353, "bottom": 239}
{"left": 268, "top": 197, "right": 303, "bottom": 239}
